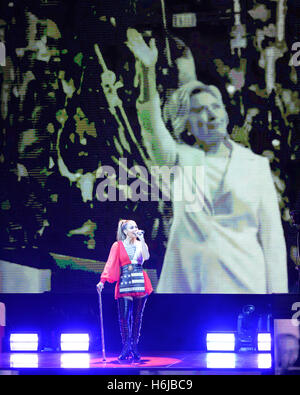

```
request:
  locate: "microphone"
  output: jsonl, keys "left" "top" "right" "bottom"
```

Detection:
{"left": 135, "top": 230, "right": 145, "bottom": 237}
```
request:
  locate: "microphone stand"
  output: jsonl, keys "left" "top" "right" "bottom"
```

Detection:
{"left": 290, "top": 211, "right": 300, "bottom": 293}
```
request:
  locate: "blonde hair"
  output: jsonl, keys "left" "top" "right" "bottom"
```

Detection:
{"left": 117, "top": 219, "right": 131, "bottom": 241}
{"left": 163, "top": 80, "right": 227, "bottom": 139}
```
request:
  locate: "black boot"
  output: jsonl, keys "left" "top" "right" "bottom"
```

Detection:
{"left": 131, "top": 296, "right": 148, "bottom": 361}
{"left": 117, "top": 297, "right": 133, "bottom": 361}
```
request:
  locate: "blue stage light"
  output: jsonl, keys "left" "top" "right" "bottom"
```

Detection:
{"left": 257, "top": 333, "right": 272, "bottom": 352}
{"left": 60, "top": 333, "right": 90, "bottom": 351}
{"left": 9, "top": 333, "right": 39, "bottom": 351}
{"left": 206, "top": 333, "right": 236, "bottom": 351}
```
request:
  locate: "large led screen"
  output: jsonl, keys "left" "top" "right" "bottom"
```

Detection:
{"left": 0, "top": 0, "right": 299, "bottom": 294}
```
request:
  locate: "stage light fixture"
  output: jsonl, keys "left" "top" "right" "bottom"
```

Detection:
{"left": 60, "top": 333, "right": 90, "bottom": 351}
{"left": 9, "top": 333, "right": 39, "bottom": 351}
{"left": 206, "top": 333, "right": 235, "bottom": 351}
{"left": 257, "top": 333, "right": 272, "bottom": 352}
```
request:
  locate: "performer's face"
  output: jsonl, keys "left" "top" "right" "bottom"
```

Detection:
{"left": 124, "top": 221, "right": 138, "bottom": 239}
{"left": 278, "top": 336, "right": 299, "bottom": 369}
{"left": 186, "top": 91, "right": 228, "bottom": 144}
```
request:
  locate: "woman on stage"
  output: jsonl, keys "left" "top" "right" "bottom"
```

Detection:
{"left": 97, "top": 219, "right": 153, "bottom": 361}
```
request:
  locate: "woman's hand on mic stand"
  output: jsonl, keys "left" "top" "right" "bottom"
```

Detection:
{"left": 96, "top": 281, "right": 104, "bottom": 294}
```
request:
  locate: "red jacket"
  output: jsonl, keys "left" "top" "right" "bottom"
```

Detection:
{"left": 101, "top": 240, "right": 153, "bottom": 299}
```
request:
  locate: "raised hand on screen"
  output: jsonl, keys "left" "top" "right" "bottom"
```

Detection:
{"left": 126, "top": 28, "right": 158, "bottom": 68}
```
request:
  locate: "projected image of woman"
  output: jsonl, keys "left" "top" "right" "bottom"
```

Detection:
{"left": 125, "top": 28, "right": 288, "bottom": 294}
{"left": 97, "top": 219, "right": 152, "bottom": 361}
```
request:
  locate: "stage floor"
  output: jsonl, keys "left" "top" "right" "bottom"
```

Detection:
{"left": 0, "top": 351, "right": 273, "bottom": 375}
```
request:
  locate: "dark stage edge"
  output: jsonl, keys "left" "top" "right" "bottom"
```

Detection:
{"left": 0, "top": 351, "right": 273, "bottom": 375}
